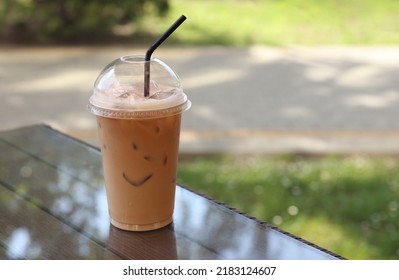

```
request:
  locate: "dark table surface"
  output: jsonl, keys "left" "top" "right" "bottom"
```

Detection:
{"left": 0, "top": 125, "right": 342, "bottom": 260}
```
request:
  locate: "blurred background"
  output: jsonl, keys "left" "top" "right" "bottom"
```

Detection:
{"left": 1, "top": 0, "right": 399, "bottom": 259}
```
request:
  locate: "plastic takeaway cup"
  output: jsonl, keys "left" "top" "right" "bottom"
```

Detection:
{"left": 88, "top": 55, "right": 191, "bottom": 231}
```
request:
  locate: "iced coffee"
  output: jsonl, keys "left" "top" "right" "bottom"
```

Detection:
{"left": 88, "top": 55, "right": 190, "bottom": 231}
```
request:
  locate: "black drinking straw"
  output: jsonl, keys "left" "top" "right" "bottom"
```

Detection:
{"left": 144, "top": 15, "right": 187, "bottom": 98}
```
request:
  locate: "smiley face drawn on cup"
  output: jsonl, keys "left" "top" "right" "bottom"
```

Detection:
{"left": 121, "top": 129, "right": 170, "bottom": 187}
{"left": 97, "top": 116, "right": 179, "bottom": 190}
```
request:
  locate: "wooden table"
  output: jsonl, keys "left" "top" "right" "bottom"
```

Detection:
{"left": 0, "top": 125, "right": 342, "bottom": 260}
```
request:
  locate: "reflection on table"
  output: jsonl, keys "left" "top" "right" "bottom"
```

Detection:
{"left": 0, "top": 125, "right": 342, "bottom": 260}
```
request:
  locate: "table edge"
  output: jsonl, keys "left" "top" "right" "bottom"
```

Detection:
{"left": 3, "top": 124, "right": 346, "bottom": 260}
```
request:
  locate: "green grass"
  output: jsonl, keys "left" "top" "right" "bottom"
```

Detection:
{"left": 136, "top": 0, "right": 399, "bottom": 46}
{"left": 177, "top": 155, "right": 399, "bottom": 259}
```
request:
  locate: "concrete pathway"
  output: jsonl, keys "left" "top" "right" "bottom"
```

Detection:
{"left": 1, "top": 46, "right": 399, "bottom": 154}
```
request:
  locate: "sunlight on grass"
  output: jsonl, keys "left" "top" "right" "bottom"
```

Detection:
{"left": 177, "top": 155, "right": 399, "bottom": 259}
{"left": 138, "top": 0, "right": 399, "bottom": 46}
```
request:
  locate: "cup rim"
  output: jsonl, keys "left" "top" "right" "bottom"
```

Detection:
{"left": 88, "top": 99, "right": 191, "bottom": 119}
